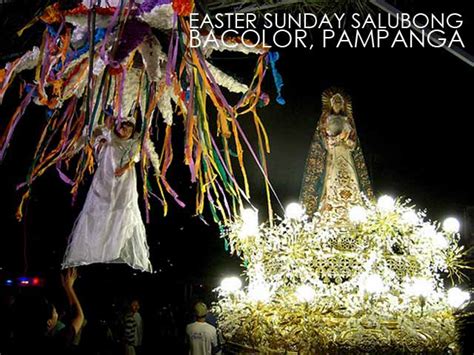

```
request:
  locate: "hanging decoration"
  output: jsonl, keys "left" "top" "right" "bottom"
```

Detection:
{"left": 0, "top": 0, "right": 284, "bottom": 223}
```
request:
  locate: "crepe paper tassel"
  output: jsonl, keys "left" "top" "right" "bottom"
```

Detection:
{"left": 0, "top": 3, "right": 281, "bottom": 226}
{"left": 98, "top": 2, "right": 123, "bottom": 67}
{"left": 172, "top": 0, "right": 193, "bottom": 16}
{"left": 160, "top": 126, "right": 186, "bottom": 209}
{"left": 15, "top": 96, "right": 79, "bottom": 195}
{"left": 267, "top": 51, "right": 286, "bottom": 105}
{"left": 165, "top": 14, "right": 178, "bottom": 86}
{"left": 233, "top": 117, "right": 283, "bottom": 222}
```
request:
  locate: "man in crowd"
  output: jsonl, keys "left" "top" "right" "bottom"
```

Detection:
{"left": 186, "top": 302, "right": 219, "bottom": 355}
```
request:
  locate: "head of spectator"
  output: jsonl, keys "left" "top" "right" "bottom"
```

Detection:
{"left": 40, "top": 299, "right": 60, "bottom": 334}
{"left": 194, "top": 302, "right": 208, "bottom": 322}
{"left": 130, "top": 299, "right": 140, "bottom": 315}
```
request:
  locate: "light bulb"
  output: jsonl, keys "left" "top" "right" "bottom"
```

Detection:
{"left": 295, "top": 284, "right": 316, "bottom": 303}
{"left": 442, "top": 217, "right": 460, "bottom": 234}
{"left": 239, "top": 208, "right": 259, "bottom": 237}
{"left": 220, "top": 276, "right": 242, "bottom": 293}
{"left": 408, "top": 278, "right": 433, "bottom": 298}
{"left": 377, "top": 195, "right": 395, "bottom": 213}
{"left": 248, "top": 283, "right": 271, "bottom": 303}
{"left": 447, "top": 287, "right": 470, "bottom": 308}
{"left": 241, "top": 208, "right": 258, "bottom": 225}
{"left": 348, "top": 206, "right": 367, "bottom": 224}
{"left": 360, "top": 274, "right": 385, "bottom": 294}
{"left": 285, "top": 202, "right": 305, "bottom": 220}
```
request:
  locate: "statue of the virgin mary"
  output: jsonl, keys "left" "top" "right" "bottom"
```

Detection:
{"left": 300, "top": 88, "right": 373, "bottom": 219}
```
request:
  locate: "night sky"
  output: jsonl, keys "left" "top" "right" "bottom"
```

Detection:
{"left": 0, "top": 0, "right": 473, "bottom": 338}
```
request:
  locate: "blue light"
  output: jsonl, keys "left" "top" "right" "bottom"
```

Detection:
{"left": 5, "top": 279, "right": 13, "bottom": 286}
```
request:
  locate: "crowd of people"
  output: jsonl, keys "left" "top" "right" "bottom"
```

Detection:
{"left": 0, "top": 268, "right": 225, "bottom": 355}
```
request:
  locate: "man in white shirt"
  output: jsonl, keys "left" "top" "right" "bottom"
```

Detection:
{"left": 186, "top": 302, "right": 218, "bottom": 355}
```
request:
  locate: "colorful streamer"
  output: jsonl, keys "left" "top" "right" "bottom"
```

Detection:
{"left": 0, "top": 0, "right": 280, "bottom": 224}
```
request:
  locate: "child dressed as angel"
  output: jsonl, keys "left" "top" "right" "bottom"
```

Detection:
{"left": 62, "top": 115, "right": 152, "bottom": 272}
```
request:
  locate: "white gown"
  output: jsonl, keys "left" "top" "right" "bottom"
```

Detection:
{"left": 62, "top": 128, "right": 152, "bottom": 272}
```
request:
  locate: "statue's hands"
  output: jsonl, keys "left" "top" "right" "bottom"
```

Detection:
{"left": 327, "top": 135, "right": 339, "bottom": 147}
{"left": 340, "top": 130, "right": 350, "bottom": 141}
{"left": 95, "top": 138, "right": 108, "bottom": 155}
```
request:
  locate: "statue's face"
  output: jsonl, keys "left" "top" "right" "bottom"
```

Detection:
{"left": 331, "top": 95, "right": 344, "bottom": 114}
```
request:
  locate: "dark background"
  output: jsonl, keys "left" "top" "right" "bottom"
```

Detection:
{"left": 0, "top": 0, "right": 473, "bottom": 353}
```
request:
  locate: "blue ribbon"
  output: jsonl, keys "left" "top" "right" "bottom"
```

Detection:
{"left": 267, "top": 51, "right": 286, "bottom": 105}
{"left": 53, "top": 28, "right": 107, "bottom": 73}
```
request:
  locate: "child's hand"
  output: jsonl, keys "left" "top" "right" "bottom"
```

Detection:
{"left": 105, "top": 115, "right": 114, "bottom": 129}
{"left": 92, "top": 127, "right": 103, "bottom": 139}
{"left": 115, "top": 164, "right": 129, "bottom": 177}
{"left": 61, "top": 268, "right": 78, "bottom": 289}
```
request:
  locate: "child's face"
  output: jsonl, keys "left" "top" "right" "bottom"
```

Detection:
{"left": 131, "top": 300, "right": 140, "bottom": 313}
{"left": 47, "top": 306, "right": 59, "bottom": 331}
{"left": 116, "top": 122, "right": 134, "bottom": 139}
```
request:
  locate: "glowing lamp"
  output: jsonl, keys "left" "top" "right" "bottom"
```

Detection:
{"left": 248, "top": 283, "right": 271, "bottom": 303}
{"left": 295, "top": 284, "right": 316, "bottom": 303}
{"left": 377, "top": 195, "right": 395, "bottom": 213}
{"left": 240, "top": 208, "right": 259, "bottom": 237}
{"left": 442, "top": 217, "right": 460, "bottom": 234}
{"left": 285, "top": 202, "right": 305, "bottom": 220}
{"left": 220, "top": 276, "right": 242, "bottom": 293}
{"left": 408, "top": 278, "right": 433, "bottom": 298}
{"left": 447, "top": 287, "right": 470, "bottom": 308}
{"left": 360, "top": 274, "right": 385, "bottom": 294}
{"left": 348, "top": 206, "right": 367, "bottom": 224}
